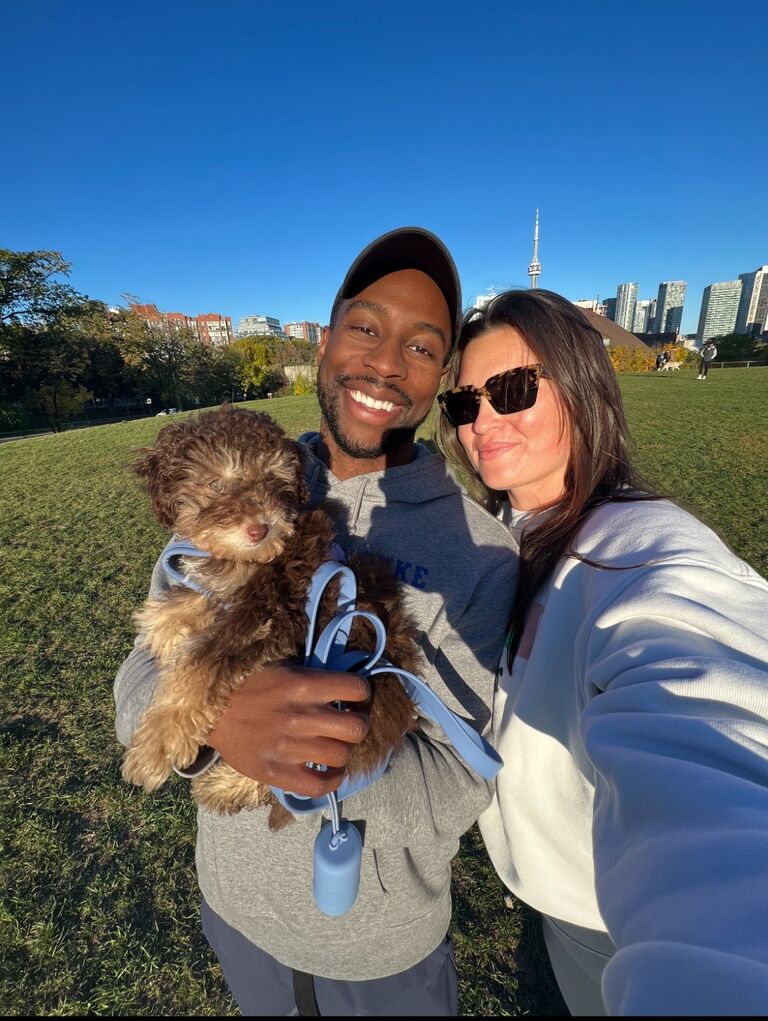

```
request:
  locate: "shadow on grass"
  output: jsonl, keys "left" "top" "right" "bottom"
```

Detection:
{"left": 452, "top": 827, "right": 569, "bottom": 1017}
{"left": 0, "top": 712, "right": 236, "bottom": 1016}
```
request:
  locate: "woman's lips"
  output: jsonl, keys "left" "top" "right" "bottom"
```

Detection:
{"left": 476, "top": 442, "right": 519, "bottom": 460}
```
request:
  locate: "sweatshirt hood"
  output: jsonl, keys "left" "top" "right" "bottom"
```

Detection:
{"left": 297, "top": 431, "right": 465, "bottom": 506}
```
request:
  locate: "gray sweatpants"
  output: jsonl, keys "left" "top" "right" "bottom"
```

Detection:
{"left": 542, "top": 914, "right": 617, "bottom": 1016}
{"left": 201, "top": 899, "right": 458, "bottom": 1016}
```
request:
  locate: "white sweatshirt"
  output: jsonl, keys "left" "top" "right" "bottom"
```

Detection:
{"left": 479, "top": 498, "right": 768, "bottom": 1015}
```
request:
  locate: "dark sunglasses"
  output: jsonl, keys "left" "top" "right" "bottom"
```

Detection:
{"left": 438, "top": 364, "right": 551, "bottom": 427}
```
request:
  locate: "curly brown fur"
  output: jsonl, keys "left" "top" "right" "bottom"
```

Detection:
{"left": 122, "top": 407, "right": 421, "bottom": 830}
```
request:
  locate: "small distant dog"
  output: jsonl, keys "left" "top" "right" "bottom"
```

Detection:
{"left": 122, "top": 407, "right": 419, "bottom": 828}
{"left": 659, "top": 361, "right": 681, "bottom": 371}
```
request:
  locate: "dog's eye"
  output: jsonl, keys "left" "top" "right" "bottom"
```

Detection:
{"left": 208, "top": 480, "right": 224, "bottom": 493}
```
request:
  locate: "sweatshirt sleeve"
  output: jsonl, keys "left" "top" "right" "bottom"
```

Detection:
{"left": 113, "top": 550, "right": 168, "bottom": 748}
{"left": 578, "top": 560, "right": 768, "bottom": 1016}
{"left": 344, "top": 554, "right": 517, "bottom": 847}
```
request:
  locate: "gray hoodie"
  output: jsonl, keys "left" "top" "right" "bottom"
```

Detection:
{"left": 114, "top": 436, "right": 517, "bottom": 980}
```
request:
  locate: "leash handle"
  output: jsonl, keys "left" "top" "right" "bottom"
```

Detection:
{"left": 366, "top": 663, "right": 502, "bottom": 780}
{"left": 308, "top": 609, "right": 387, "bottom": 674}
{"left": 303, "top": 561, "right": 358, "bottom": 665}
{"left": 160, "top": 539, "right": 212, "bottom": 593}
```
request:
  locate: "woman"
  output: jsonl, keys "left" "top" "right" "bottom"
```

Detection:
{"left": 436, "top": 290, "right": 768, "bottom": 1016}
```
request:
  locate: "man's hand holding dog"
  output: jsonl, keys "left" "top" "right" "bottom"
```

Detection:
{"left": 207, "top": 663, "right": 371, "bottom": 796}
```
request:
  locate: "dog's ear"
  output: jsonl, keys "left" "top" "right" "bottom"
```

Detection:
{"left": 132, "top": 440, "right": 179, "bottom": 528}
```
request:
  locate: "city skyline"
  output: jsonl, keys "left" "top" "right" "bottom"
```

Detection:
{"left": 127, "top": 249, "right": 768, "bottom": 345}
{"left": 2, "top": 0, "right": 766, "bottom": 337}
{"left": 8, "top": 185, "right": 764, "bottom": 342}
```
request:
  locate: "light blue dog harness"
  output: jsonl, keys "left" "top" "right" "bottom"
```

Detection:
{"left": 161, "top": 539, "right": 502, "bottom": 916}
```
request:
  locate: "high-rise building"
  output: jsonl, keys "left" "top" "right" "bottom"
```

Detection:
{"left": 164, "top": 311, "right": 200, "bottom": 338}
{"left": 615, "top": 283, "right": 638, "bottom": 332}
{"left": 130, "top": 303, "right": 232, "bottom": 345}
{"left": 284, "top": 321, "right": 324, "bottom": 344}
{"left": 235, "top": 315, "right": 287, "bottom": 339}
{"left": 652, "top": 281, "right": 687, "bottom": 334}
{"left": 735, "top": 265, "right": 768, "bottom": 336}
{"left": 696, "top": 280, "right": 743, "bottom": 342}
{"left": 197, "top": 314, "right": 234, "bottom": 347}
{"left": 632, "top": 299, "right": 654, "bottom": 333}
{"left": 603, "top": 297, "right": 616, "bottom": 321}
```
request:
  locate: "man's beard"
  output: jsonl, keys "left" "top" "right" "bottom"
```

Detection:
{"left": 317, "top": 375, "right": 427, "bottom": 460}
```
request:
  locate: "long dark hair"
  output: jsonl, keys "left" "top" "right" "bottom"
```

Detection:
{"left": 436, "top": 288, "right": 655, "bottom": 667}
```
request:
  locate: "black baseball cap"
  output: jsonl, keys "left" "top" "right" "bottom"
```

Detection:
{"left": 331, "top": 227, "right": 462, "bottom": 351}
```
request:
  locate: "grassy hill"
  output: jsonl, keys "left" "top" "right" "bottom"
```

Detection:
{"left": 1, "top": 369, "right": 766, "bottom": 1015}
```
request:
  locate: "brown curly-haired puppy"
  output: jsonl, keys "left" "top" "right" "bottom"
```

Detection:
{"left": 122, "top": 406, "right": 419, "bottom": 829}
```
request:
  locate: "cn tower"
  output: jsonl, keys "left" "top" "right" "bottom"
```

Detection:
{"left": 528, "top": 208, "right": 541, "bottom": 289}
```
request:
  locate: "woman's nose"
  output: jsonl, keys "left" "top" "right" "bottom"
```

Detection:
{"left": 472, "top": 394, "right": 501, "bottom": 433}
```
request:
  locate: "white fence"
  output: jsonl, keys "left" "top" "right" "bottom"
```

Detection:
{"left": 710, "top": 361, "right": 768, "bottom": 369}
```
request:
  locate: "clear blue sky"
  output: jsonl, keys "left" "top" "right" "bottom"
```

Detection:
{"left": 2, "top": 0, "right": 766, "bottom": 335}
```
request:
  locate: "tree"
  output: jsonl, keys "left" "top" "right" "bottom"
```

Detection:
{"left": 182, "top": 338, "right": 246, "bottom": 406}
{"left": 708, "top": 333, "right": 766, "bottom": 362}
{"left": 231, "top": 336, "right": 284, "bottom": 397}
{"left": 33, "top": 381, "right": 92, "bottom": 432}
{"left": 0, "top": 249, "right": 84, "bottom": 325}
{"left": 291, "top": 371, "right": 316, "bottom": 396}
{"left": 0, "top": 249, "right": 120, "bottom": 429}
{"left": 0, "top": 299, "right": 116, "bottom": 429}
{"left": 115, "top": 310, "right": 194, "bottom": 409}
{"left": 271, "top": 337, "right": 315, "bottom": 371}
{"left": 607, "top": 345, "right": 655, "bottom": 373}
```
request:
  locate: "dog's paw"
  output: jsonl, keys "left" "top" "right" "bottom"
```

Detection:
{"left": 144, "top": 714, "right": 206, "bottom": 774}
{"left": 121, "top": 743, "right": 173, "bottom": 791}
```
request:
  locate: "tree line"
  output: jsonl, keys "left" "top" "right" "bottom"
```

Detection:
{"left": 607, "top": 334, "right": 766, "bottom": 374}
{"left": 0, "top": 248, "right": 318, "bottom": 433}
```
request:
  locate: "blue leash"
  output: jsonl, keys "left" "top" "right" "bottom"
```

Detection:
{"left": 161, "top": 540, "right": 212, "bottom": 592}
{"left": 161, "top": 540, "right": 502, "bottom": 916}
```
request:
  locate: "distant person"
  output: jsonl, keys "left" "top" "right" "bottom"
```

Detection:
{"left": 698, "top": 340, "right": 717, "bottom": 379}
{"left": 655, "top": 350, "right": 669, "bottom": 371}
{"left": 435, "top": 289, "right": 768, "bottom": 1016}
{"left": 115, "top": 228, "right": 517, "bottom": 1016}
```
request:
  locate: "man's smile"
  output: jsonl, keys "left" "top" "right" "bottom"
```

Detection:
{"left": 349, "top": 388, "right": 399, "bottom": 414}
{"left": 336, "top": 375, "right": 413, "bottom": 425}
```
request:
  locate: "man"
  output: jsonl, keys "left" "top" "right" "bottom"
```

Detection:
{"left": 115, "top": 228, "right": 517, "bottom": 1016}
{"left": 697, "top": 340, "right": 717, "bottom": 379}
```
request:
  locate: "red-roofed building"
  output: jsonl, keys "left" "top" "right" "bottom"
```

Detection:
{"left": 130, "top": 304, "right": 233, "bottom": 347}
{"left": 196, "top": 314, "right": 234, "bottom": 347}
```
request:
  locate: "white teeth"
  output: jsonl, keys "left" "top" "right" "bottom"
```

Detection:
{"left": 350, "top": 389, "right": 396, "bottom": 413}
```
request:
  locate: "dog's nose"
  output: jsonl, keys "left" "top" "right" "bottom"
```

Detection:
{"left": 246, "top": 523, "right": 268, "bottom": 544}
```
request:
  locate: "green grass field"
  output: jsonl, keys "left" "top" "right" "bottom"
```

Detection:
{"left": 1, "top": 367, "right": 766, "bottom": 1016}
